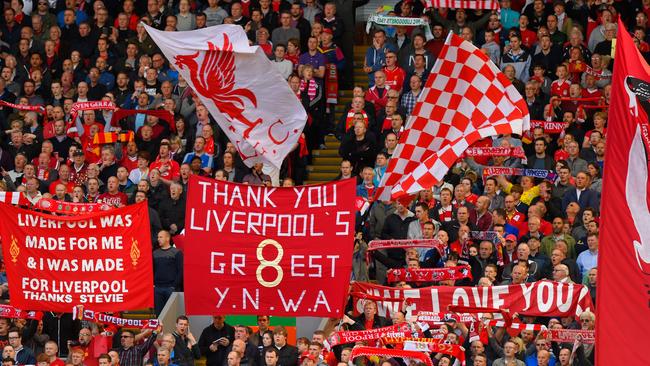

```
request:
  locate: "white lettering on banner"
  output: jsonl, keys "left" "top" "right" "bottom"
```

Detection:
{"left": 242, "top": 288, "right": 259, "bottom": 309}
{"left": 215, "top": 287, "right": 229, "bottom": 307}
{"left": 189, "top": 209, "right": 349, "bottom": 236}
{"left": 198, "top": 181, "right": 277, "bottom": 207}
{"left": 278, "top": 289, "right": 306, "bottom": 311}
{"left": 209, "top": 287, "right": 337, "bottom": 314}
{"left": 17, "top": 214, "right": 133, "bottom": 229}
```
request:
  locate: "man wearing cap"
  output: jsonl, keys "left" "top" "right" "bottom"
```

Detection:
{"left": 501, "top": 233, "right": 518, "bottom": 265}
{"left": 69, "top": 150, "right": 88, "bottom": 186}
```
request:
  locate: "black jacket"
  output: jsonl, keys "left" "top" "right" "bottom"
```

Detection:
{"left": 172, "top": 332, "right": 201, "bottom": 366}
{"left": 198, "top": 323, "right": 235, "bottom": 366}
{"left": 159, "top": 196, "right": 186, "bottom": 232}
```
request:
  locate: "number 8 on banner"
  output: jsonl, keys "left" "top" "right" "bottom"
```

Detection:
{"left": 256, "top": 239, "right": 284, "bottom": 287}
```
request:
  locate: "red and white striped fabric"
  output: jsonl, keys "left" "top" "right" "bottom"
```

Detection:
{"left": 425, "top": 0, "right": 499, "bottom": 10}
{"left": 0, "top": 192, "right": 29, "bottom": 206}
{"left": 487, "top": 320, "right": 546, "bottom": 331}
{"left": 375, "top": 33, "right": 529, "bottom": 201}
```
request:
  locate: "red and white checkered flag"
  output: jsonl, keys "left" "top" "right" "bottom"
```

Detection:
{"left": 375, "top": 33, "right": 530, "bottom": 201}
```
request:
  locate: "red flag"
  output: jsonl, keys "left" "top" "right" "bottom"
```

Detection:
{"left": 596, "top": 19, "right": 650, "bottom": 364}
{"left": 375, "top": 33, "right": 529, "bottom": 200}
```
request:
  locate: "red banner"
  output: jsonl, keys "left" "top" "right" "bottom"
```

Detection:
{"left": 596, "top": 19, "right": 650, "bottom": 364}
{"left": 0, "top": 202, "right": 153, "bottom": 312}
{"left": 183, "top": 176, "right": 355, "bottom": 316}
{"left": 352, "top": 281, "right": 592, "bottom": 318}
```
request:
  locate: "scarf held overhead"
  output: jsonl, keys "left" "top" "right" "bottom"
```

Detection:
{"left": 72, "top": 306, "right": 159, "bottom": 329}
{"left": 387, "top": 266, "right": 472, "bottom": 283}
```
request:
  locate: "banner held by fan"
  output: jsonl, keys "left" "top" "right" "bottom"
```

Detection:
{"left": 0, "top": 202, "right": 153, "bottom": 312}
{"left": 144, "top": 24, "right": 307, "bottom": 169}
{"left": 183, "top": 176, "right": 355, "bottom": 317}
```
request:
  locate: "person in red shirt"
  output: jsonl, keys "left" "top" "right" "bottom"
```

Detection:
{"left": 96, "top": 176, "right": 129, "bottom": 207}
{"left": 149, "top": 141, "right": 180, "bottom": 185}
{"left": 119, "top": 141, "right": 139, "bottom": 173}
{"left": 382, "top": 51, "right": 405, "bottom": 92}
{"left": 364, "top": 70, "right": 390, "bottom": 115}
{"left": 44, "top": 341, "right": 65, "bottom": 366}
{"left": 48, "top": 164, "right": 75, "bottom": 194}
{"left": 519, "top": 15, "right": 537, "bottom": 48}
{"left": 550, "top": 64, "right": 571, "bottom": 97}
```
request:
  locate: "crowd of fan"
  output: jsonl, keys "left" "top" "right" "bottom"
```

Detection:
{"left": 0, "top": 0, "right": 627, "bottom": 364}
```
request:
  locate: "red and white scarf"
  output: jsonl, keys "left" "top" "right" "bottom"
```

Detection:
{"left": 387, "top": 265, "right": 472, "bottom": 283}
{"left": 350, "top": 346, "right": 434, "bottom": 366}
{"left": 462, "top": 146, "right": 525, "bottom": 158}
{"left": 300, "top": 79, "right": 317, "bottom": 101}
{"left": 70, "top": 101, "right": 116, "bottom": 122}
{"left": 328, "top": 323, "right": 413, "bottom": 346}
{"left": 72, "top": 305, "right": 159, "bottom": 329}
{"left": 0, "top": 304, "right": 43, "bottom": 320}
{"left": 0, "top": 100, "right": 45, "bottom": 114}
{"left": 549, "top": 329, "right": 595, "bottom": 344}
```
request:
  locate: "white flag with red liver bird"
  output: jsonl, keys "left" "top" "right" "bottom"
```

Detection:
{"left": 145, "top": 24, "right": 307, "bottom": 169}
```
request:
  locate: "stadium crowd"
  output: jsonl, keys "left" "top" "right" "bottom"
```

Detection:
{"left": 0, "top": 0, "right": 629, "bottom": 364}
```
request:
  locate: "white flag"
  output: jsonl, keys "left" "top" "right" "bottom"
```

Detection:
{"left": 145, "top": 24, "right": 307, "bottom": 169}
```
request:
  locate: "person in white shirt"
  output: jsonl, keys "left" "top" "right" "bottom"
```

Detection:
{"left": 272, "top": 44, "right": 293, "bottom": 80}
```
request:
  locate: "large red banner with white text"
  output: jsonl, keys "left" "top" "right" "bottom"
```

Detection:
{"left": 596, "top": 20, "right": 650, "bottom": 364}
{"left": 184, "top": 176, "right": 355, "bottom": 316}
{"left": 0, "top": 202, "right": 153, "bottom": 312}
{"left": 352, "top": 281, "right": 592, "bottom": 318}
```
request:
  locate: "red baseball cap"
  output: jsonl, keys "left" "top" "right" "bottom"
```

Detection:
{"left": 322, "top": 28, "right": 333, "bottom": 35}
{"left": 505, "top": 234, "right": 517, "bottom": 242}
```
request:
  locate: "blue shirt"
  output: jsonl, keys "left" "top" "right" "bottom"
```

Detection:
{"left": 576, "top": 249, "right": 598, "bottom": 278}
{"left": 183, "top": 152, "right": 213, "bottom": 169}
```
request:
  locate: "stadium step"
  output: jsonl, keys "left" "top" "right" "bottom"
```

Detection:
{"left": 307, "top": 171, "right": 340, "bottom": 181}
{"left": 304, "top": 47, "right": 362, "bottom": 184}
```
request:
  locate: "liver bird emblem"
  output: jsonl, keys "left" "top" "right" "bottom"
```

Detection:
{"left": 174, "top": 34, "right": 262, "bottom": 138}
{"left": 624, "top": 76, "right": 650, "bottom": 274}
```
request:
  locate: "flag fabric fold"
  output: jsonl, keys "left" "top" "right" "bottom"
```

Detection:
{"left": 595, "top": 19, "right": 650, "bottom": 364}
{"left": 144, "top": 24, "right": 306, "bottom": 169}
{"left": 375, "top": 33, "right": 529, "bottom": 201}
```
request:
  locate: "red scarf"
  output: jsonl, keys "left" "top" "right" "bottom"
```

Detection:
{"left": 387, "top": 265, "right": 472, "bottom": 283}
{"left": 34, "top": 198, "right": 114, "bottom": 215}
{"left": 0, "top": 100, "right": 45, "bottom": 113}
{"left": 549, "top": 329, "right": 595, "bottom": 344}
{"left": 0, "top": 304, "right": 43, "bottom": 320}
{"left": 350, "top": 346, "right": 434, "bottom": 366}
{"left": 328, "top": 323, "right": 413, "bottom": 346}
{"left": 70, "top": 101, "right": 116, "bottom": 122}
{"left": 72, "top": 305, "right": 159, "bottom": 329}
{"left": 462, "top": 146, "right": 526, "bottom": 158}
{"left": 325, "top": 64, "right": 338, "bottom": 104}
